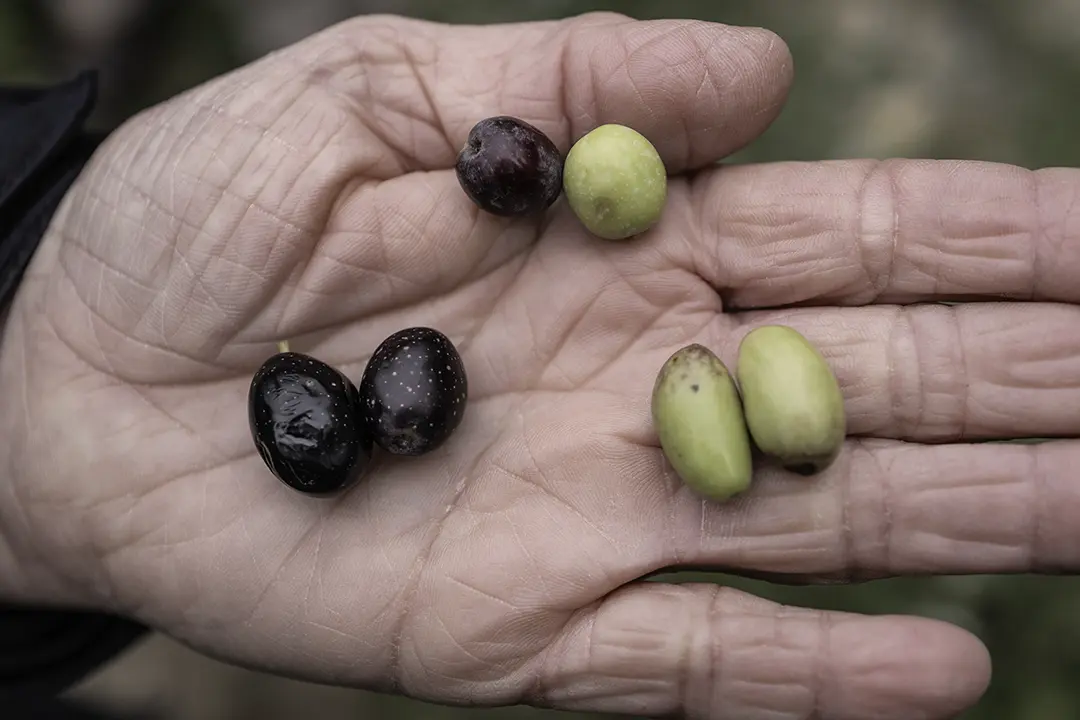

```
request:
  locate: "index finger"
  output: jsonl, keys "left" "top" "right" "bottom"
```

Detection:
{"left": 318, "top": 12, "right": 794, "bottom": 172}
{"left": 685, "top": 159, "right": 1080, "bottom": 310}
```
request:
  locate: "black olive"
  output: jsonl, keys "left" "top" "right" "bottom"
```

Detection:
{"left": 358, "top": 327, "right": 468, "bottom": 456}
{"left": 248, "top": 351, "right": 372, "bottom": 495}
{"left": 455, "top": 115, "right": 564, "bottom": 217}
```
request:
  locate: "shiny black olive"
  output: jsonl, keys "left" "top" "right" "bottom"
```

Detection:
{"left": 248, "top": 351, "right": 372, "bottom": 495}
{"left": 358, "top": 327, "right": 468, "bottom": 456}
{"left": 455, "top": 115, "right": 563, "bottom": 217}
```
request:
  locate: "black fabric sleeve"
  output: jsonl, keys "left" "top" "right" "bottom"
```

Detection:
{"left": 0, "top": 70, "right": 149, "bottom": 699}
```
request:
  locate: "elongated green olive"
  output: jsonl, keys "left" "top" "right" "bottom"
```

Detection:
{"left": 562, "top": 123, "right": 667, "bottom": 240}
{"left": 736, "top": 325, "right": 846, "bottom": 475}
{"left": 651, "top": 344, "right": 753, "bottom": 501}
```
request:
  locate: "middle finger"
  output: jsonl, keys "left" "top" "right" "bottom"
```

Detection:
{"left": 686, "top": 158, "right": 1080, "bottom": 310}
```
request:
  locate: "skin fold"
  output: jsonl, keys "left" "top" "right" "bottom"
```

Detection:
{"left": 3, "top": 10, "right": 1077, "bottom": 719}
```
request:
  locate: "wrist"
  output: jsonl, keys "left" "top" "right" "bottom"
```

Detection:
{"left": 0, "top": 70, "right": 148, "bottom": 697}
{"left": 0, "top": 294, "right": 103, "bottom": 611}
{"left": 0, "top": 71, "right": 105, "bottom": 610}
{"left": 0, "top": 299, "right": 44, "bottom": 607}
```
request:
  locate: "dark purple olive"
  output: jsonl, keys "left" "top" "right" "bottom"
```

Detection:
{"left": 248, "top": 351, "right": 372, "bottom": 495}
{"left": 358, "top": 327, "right": 468, "bottom": 456}
{"left": 455, "top": 115, "right": 563, "bottom": 217}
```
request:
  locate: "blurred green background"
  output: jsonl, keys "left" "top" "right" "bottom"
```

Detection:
{"left": 4, "top": 0, "right": 1080, "bottom": 718}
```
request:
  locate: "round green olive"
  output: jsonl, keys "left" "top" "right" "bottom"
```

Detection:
{"left": 562, "top": 124, "right": 667, "bottom": 240}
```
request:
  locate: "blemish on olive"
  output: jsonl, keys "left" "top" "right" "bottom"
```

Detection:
{"left": 358, "top": 327, "right": 468, "bottom": 456}
{"left": 248, "top": 351, "right": 372, "bottom": 495}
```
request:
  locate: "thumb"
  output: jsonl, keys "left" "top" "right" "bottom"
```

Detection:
{"left": 533, "top": 582, "right": 990, "bottom": 719}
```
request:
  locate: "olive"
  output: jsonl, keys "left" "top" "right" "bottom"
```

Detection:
{"left": 358, "top": 327, "right": 468, "bottom": 456}
{"left": 651, "top": 344, "right": 754, "bottom": 501}
{"left": 248, "top": 349, "right": 372, "bottom": 495}
{"left": 455, "top": 115, "right": 564, "bottom": 217}
{"left": 736, "top": 325, "right": 847, "bottom": 476}
{"left": 562, "top": 123, "right": 667, "bottom": 240}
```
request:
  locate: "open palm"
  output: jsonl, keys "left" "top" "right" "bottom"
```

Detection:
{"left": 8, "top": 11, "right": 1078, "bottom": 719}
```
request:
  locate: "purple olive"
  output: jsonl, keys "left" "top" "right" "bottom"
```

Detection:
{"left": 358, "top": 327, "right": 468, "bottom": 456}
{"left": 455, "top": 115, "right": 563, "bottom": 217}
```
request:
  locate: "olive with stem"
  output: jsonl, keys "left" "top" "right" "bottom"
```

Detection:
{"left": 248, "top": 339, "right": 373, "bottom": 495}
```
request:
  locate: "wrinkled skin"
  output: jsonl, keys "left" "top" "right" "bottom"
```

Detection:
{"left": 6, "top": 11, "right": 1080, "bottom": 718}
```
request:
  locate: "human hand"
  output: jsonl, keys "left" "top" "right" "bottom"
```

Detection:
{"left": 4, "top": 10, "right": 1067, "bottom": 718}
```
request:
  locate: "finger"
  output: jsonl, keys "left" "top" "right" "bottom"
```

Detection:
{"left": 58, "top": 12, "right": 792, "bottom": 377}
{"left": 698, "top": 301, "right": 1080, "bottom": 443}
{"left": 670, "top": 437, "right": 1080, "bottom": 581}
{"left": 208, "top": 12, "right": 792, "bottom": 354}
{"left": 534, "top": 582, "right": 989, "bottom": 719}
{"left": 318, "top": 12, "right": 793, "bottom": 173}
{"left": 686, "top": 158, "right": 1080, "bottom": 309}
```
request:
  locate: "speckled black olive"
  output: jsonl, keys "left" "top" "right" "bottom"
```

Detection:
{"left": 455, "top": 115, "right": 563, "bottom": 217}
{"left": 248, "top": 351, "right": 372, "bottom": 495}
{"left": 358, "top": 327, "right": 468, "bottom": 456}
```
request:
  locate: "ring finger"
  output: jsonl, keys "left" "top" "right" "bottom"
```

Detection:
{"left": 663, "top": 435, "right": 1080, "bottom": 581}
{"left": 694, "top": 301, "right": 1080, "bottom": 443}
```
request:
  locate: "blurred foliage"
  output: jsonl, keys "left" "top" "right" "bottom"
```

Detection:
{"left": 4, "top": 1, "right": 1080, "bottom": 719}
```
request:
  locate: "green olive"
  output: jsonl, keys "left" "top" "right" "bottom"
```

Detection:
{"left": 562, "top": 124, "right": 667, "bottom": 240}
{"left": 651, "top": 344, "right": 753, "bottom": 501}
{"left": 736, "top": 325, "right": 846, "bottom": 475}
